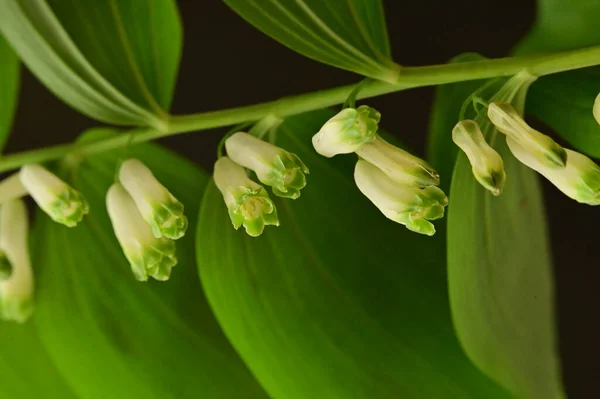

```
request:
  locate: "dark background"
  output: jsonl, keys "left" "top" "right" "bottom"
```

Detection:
{"left": 5, "top": 1, "right": 599, "bottom": 397}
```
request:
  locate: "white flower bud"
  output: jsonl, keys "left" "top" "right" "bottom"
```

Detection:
{"left": 19, "top": 164, "right": 89, "bottom": 227}
{"left": 452, "top": 120, "right": 506, "bottom": 195}
{"left": 119, "top": 159, "right": 187, "bottom": 240}
{"left": 354, "top": 159, "right": 448, "bottom": 236}
{"left": 507, "top": 138, "right": 600, "bottom": 205}
{"left": 0, "top": 200, "right": 34, "bottom": 323}
{"left": 488, "top": 102, "right": 567, "bottom": 168}
{"left": 355, "top": 135, "right": 440, "bottom": 187}
{"left": 312, "top": 106, "right": 380, "bottom": 157}
{"left": 106, "top": 184, "right": 177, "bottom": 282}
{"left": 213, "top": 157, "right": 279, "bottom": 237}
{"left": 225, "top": 132, "right": 309, "bottom": 199}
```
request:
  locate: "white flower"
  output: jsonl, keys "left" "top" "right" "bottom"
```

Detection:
{"left": 19, "top": 164, "right": 89, "bottom": 227}
{"left": 0, "top": 200, "right": 34, "bottom": 323}
{"left": 355, "top": 135, "right": 440, "bottom": 187}
{"left": 213, "top": 157, "right": 279, "bottom": 237}
{"left": 354, "top": 159, "right": 448, "bottom": 236}
{"left": 106, "top": 184, "right": 177, "bottom": 282}
{"left": 488, "top": 102, "right": 567, "bottom": 168}
{"left": 225, "top": 132, "right": 309, "bottom": 199}
{"left": 507, "top": 138, "right": 600, "bottom": 205}
{"left": 312, "top": 106, "right": 380, "bottom": 157}
{"left": 119, "top": 159, "right": 187, "bottom": 240}
{"left": 452, "top": 120, "right": 506, "bottom": 195}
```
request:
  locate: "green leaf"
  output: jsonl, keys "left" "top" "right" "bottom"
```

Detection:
{"left": 0, "top": 33, "right": 19, "bottom": 152}
{"left": 0, "top": 322, "right": 76, "bottom": 398}
{"left": 0, "top": 0, "right": 182, "bottom": 129}
{"left": 428, "top": 52, "right": 488, "bottom": 191}
{"left": 197, "top": 110, "right": 513, "bottom": 399}
{"left": 222, "top": 0, "right": 399, "bottom": 82}
{"left": 32, "top": 129, "right": 268, "bottom": 398}
{"left": 447, "top": 130, "right": 565, "bottom": 398}
{"left": 516, "top": 0, "right": 600, "bottom": 54}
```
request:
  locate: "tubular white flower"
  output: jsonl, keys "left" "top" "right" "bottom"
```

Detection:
{"left": 312, "top": 105, "right": 380, "bottom": 157}
{"left": 225, "top": 132, "right": 309, "bottom": 199}
{"left": 507, "top": 138, "right": 600, "bottom": 205}
{"left": 355, "top": 135, "right": 440, "bottom": 187}
{"left": 214, "top": 157, "right": 279, "bottom": 237}
{"left": 452, "top": 120, "right": 506, "bottom": 195}
{"left": 354, "top": 160, "right": 448, "bottom": 236}
{"left": 119, "top": 158, "right": 187, "bottom": 240}
{"left": 106, "top": 184, "right": 177, "bottom": 282}
{"left": 19, "top": 164, "right": 89, "bottom": 227}
{"left": 0, "top": 200, "right": 34, "bottom": 323}
{"left": 488, "top": 102, "right": 567, "bottom": 168}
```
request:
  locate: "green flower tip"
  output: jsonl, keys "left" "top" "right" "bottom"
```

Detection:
{"left": 19, "top": 164, "right": 89, "bottom": 227}
{"left": 106, "top": 183, "right": 178, "bottom": 282}
{"left": 0, "top": 296, "right": 33, "bottom": 323}
{"left": 354, "top": 159, "right": 448, "bottom": 236}
{"left": 214, "top": 157, "right": 280, "bottom": 237}
{"left": 229, "top": 186, "right": 280, "bottom": 237}
{"left": 225, "top": 132, "right": 309, "bottom": 200}
{"left": 119, "top": 158, "right": 188, "bottom": 240}
{"left": 487, "top": 102, "right": 566, "bottom": 168}
{"left": 0, "top": 250, "right": 13, "bottom": 281}
{"left": 452, "top": 120, "right": 506, "bottom": 196}
{"left": 356, "top": 135, "right": 440, "bottom": 188}
{"left": 312, "top": 105, "right": 380, "bottom": 157}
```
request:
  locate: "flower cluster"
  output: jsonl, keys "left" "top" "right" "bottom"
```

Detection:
{"left": 107, "top": 159, "right": 187, "bottom": 281}
{"left": 313, "top": 106, "right": 448, "bottom": 236}
{"left": 214, "top": 132, "right": 308, "bottom": 237}
{"left": 455, "top": 101, "right": 600, "bottom": 205}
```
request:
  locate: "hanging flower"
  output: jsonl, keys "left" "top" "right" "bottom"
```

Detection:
{"left": 213, "top": 156, "right": 280, "bottom": 237}
{"left": 119, "top": 158, "right": 187, "bottom": 240}
{"left": 225, "top": 132, "right": 309, "bottom": 199}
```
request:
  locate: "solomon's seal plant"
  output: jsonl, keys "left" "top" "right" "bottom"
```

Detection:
{"left": 0, "top": 0, "right": 599, "bottom": 398}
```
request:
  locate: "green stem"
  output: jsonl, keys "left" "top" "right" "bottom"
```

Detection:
{"left": 2, "top": 45, "right": 600, "bottom": 173}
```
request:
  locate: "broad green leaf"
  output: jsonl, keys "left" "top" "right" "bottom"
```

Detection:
{"left": 447, "top": 128, "right": 564, "bottom": 398}
{"left": 515, "top": 0, "right": 600, "bottom": 157}
{"left": 223, "top": 0, "right": 400, "bottom": 82}
{"left": 0, "top": 322, "right": 76, "bottom": 398}
{"left": 32, "top": 129, "right": 268, "bottom": 398}
{"left": 428, "top": 53, "right": 488, "bottom": 190}
{"left": 197, "top": 110, "right": 513, "bottom": 399}
{"left": 0, "top": 33, "right": 19, "bottom": 151}
{"left": 0, "top": 0, "right": 182, "bottom": 129}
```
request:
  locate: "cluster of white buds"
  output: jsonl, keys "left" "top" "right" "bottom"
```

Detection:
{"left": 107, "top": 159, "right": 187, "bottom": 281}
{"left": 215, "top": 131, "right": 307, "bottom": 237}
{"left": 486, "top": 102, "right": 600, "bottom": 205}
{"left": 314, "top": 106, "right": 447, "bottom": 236}
{"left": 0, "top": 200, "right": 34, "bottom": 323}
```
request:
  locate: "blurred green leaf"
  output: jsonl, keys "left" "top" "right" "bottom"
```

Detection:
{"left": 0, "top": 322, "right": 75, "bottom": 398}
{"left": 0, "top": 33, "right": 19, "bottom": 151}
{"left": 197, "top": 110, "right": 513, "bottom": 399}
{"left": 516, "top": 0, "right": 600, "bottom": 54}
{"left": 0, "top": 0, "right": 182, "bottom": 128}
{"left": 447, "top": 125, "right": 564, "bottom": 398}
{"left": 428, "top": 53, "right": 488, "bottom": 191}
{"left": 32, "top": 129, "right": 268, "bottom": 398}
{"left": 222, "top": 0, "right": 399, "bottom": 82}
